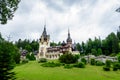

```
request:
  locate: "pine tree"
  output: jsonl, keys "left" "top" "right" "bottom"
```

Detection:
{"left": 0, "top": 41, "right": 16, "bottom": 80}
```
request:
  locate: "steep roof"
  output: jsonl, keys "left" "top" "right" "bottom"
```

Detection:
{"left": 42, "top": 24, "right": 47, "bottom": 38}
{"left": 66, "top": 29, "right": 72, "bottom": 42}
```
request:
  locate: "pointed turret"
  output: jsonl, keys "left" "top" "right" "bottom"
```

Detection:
{"left": 38, "top": 24, "right": 50, "bottom": 59}
{"left": 66, "top": 28, "right": 72, "bottom": 43}
{"left": 66, "top": 28, "right": 72, "bottom": 52}
{"left": 42, "top": 24, "right": 47, "bottom": 38}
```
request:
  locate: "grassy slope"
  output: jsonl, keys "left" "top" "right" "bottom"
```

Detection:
{"left": 14, "top": 61, "right": 120, "bottom": 80}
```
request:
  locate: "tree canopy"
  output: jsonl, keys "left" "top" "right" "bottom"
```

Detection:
{"left": 15, "top": 39, "right": 39, "bottom": 52}
{"left": 75, "top": 27, "right": 120, "bottom": 56}
{"left": 0, "top": 0, "right": 20, "bottom": 24}
{"left": 0, "top": 33, "right": 21, "bottom": 79}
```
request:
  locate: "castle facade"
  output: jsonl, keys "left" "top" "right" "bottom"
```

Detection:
{"left": 37, "top": 25, "right": 79, "bottom": 59}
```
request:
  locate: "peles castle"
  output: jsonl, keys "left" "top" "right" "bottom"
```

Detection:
{"left": 37, "top": 25, "right": 79, "bottom": 60}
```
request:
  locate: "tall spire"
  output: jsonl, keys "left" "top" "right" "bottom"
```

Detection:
{"left": 67, "top": 28, "right": 72, "bottom": 43}
{"left": 68, "top": 28, "right": 70, "bottom": 38}
{"left": 42, "top": 24, "right": 47, "bottom": 37}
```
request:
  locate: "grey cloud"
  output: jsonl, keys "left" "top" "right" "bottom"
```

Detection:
{"left": 41, "top": 0, "right": 65, "bottom": 12}
{"left": 99, "top": 7, "right": 120, "bottom": 31}
{"left": 62, "top": 0, "right": 82, "bottom": 6}
{"left": 41, "top": 0, "right": 97, "bottom": 12}
{"left": 1, "top": 0, "right": 120, "bottom": 43}
{"left": 16, "top": 0, "right": 38, "bottom": 14}
{"left": 62, "top": 0, "right": 97, "bottom": 6}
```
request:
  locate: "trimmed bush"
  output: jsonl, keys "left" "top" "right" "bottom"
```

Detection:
{"left": 59, "top": 52, "right": 78, "bottom": 64}
{"left": 26, "top": 53, "right": 36, "bottom": 61}
{"left": 30, "top": 53, "right": 36, "bottom": 60}
{"left": 96, "top": 60, "right": 104, "bottom": 66}
{"left": 74, "top": 54, "right": 80, "bottom": 60}
{"left": 64, "top": 64, "right": 73, "bottom": 69}
{"left": 38, "top": 58, "right": 47, "bottom": 63}
{"left": 90, "top": 58, "right": 96, "bottom": 65}
{"left": 77, "top": 62, "right": 85, "bottom": 68}
{"left": 105, "top": 60, "right": 112, "bottom": 68}
{"left": 21, "top": 59, "right": 29, "bottom": 64}
{"left": 81, "top": 58, "right": 87, "bottom": 64}
{"left": 103, "top": 66, "right": 110, "bottom": 71}
{"left": 41, "top": 62, "right": 61, "bottom": 67}
{"left": 103, "top": 60, "right": 112, "bottom": 71}
{"left": 117, "top": 63, "right": 120, "bottom": 69}
{"left": 118, "top": 55, "right": 120, "bottom": 63}
{"left": 112, "top": 62, "right": 120, "bottom": 71}
{"left": 61, "top": 63, "right": 65, "bottom": 66}
{"left": 113, "top": 66, "right": 118, "bottom": 71}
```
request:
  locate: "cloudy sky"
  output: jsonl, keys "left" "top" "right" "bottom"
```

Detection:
{"left": 0, "top": 0, "right": 120, "bottom": 43}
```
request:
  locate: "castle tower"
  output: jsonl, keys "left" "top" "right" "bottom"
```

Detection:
{"left": 38, "top": 25, "right": 50, "bottom": 59}
{"left": 66, "top": 29, "right": 72, "bottom": 52}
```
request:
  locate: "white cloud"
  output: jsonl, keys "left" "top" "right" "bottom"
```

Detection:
{"left": 0, "top": 0, "right": 120, "bottom": 43}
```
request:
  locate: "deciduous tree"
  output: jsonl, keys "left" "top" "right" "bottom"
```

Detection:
{"left": 0, "top": 0, "right": 21, "bottom": 24}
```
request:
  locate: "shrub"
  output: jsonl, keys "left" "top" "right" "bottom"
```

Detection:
{"left": 64, "top": 64, "right": 73, "bottom": 69}
{"left": 117, "top": 55, "right": 120, "bottom": 63}
{"left": 30, "top": 53, "right": 36, "bottom": 60}
{"left": 61, "top": 63, "right": 65, "bottom": 66}
{"left": 96, "top": 60, "right": 104, "bottom": 66}
{"left": 41, "top": 62, "right": 61, "bottom": 67}
{"left": 90, "top": 58, "right": 96, "bottom": 65}
{"left": 38, "top": 58, "right": 47, "bottom": 63}
{"left": 113, "top": 62, "right": 120, "bottom": 70}
{"left": 105, "top": 60, "right": 112, "bottom": 68}
{"left": 74, "top": 54, "right": 80, "bottom": 60}
{"left": 103, "top": 66, "right": 110, "bottom": 71}
{"left": 117, "top": 63, "right": 120, "bottom": 69}
{"left": 21, "top": 59, "right": 29, "bottom": 64}
{"left": 110, "top": 53, "right": 116, "bottom": 57}
{"left": 76, "top": 62, "right": 85, "bottom": 68}
{"left": 81, "top": 58, "right": 87, "bottom": 64}
{"left": 26, "top": 53, "right": 31, "bottom": 60}
{"left": 59, "top": 52, "right": 78, "bottom": 64}
{"left": 73, "top": 64, "right": 78, "bottom": 67}
{"left": 26, "top": 53, "right": 36, "bottom": 61}
{"left": 113, "top": 66, "right": 118, "bottom": 71}
{"left": 103, "top": 60, "right": 112, "bottom": 71}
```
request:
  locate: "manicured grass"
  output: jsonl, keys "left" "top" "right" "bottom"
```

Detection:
{"left": 14, "top": 61, "right": 120, "bottom": 80}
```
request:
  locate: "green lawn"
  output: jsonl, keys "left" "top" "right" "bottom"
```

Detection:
{"left": 14, "top": 61, "right": 120, "bottom": 80}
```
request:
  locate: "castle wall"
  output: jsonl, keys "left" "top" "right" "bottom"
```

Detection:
{"left": 45, "top": 52, "right": 63, "bottom": 59}
{"left": 38, "top": 27, "right": 77, "bottom": 60}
